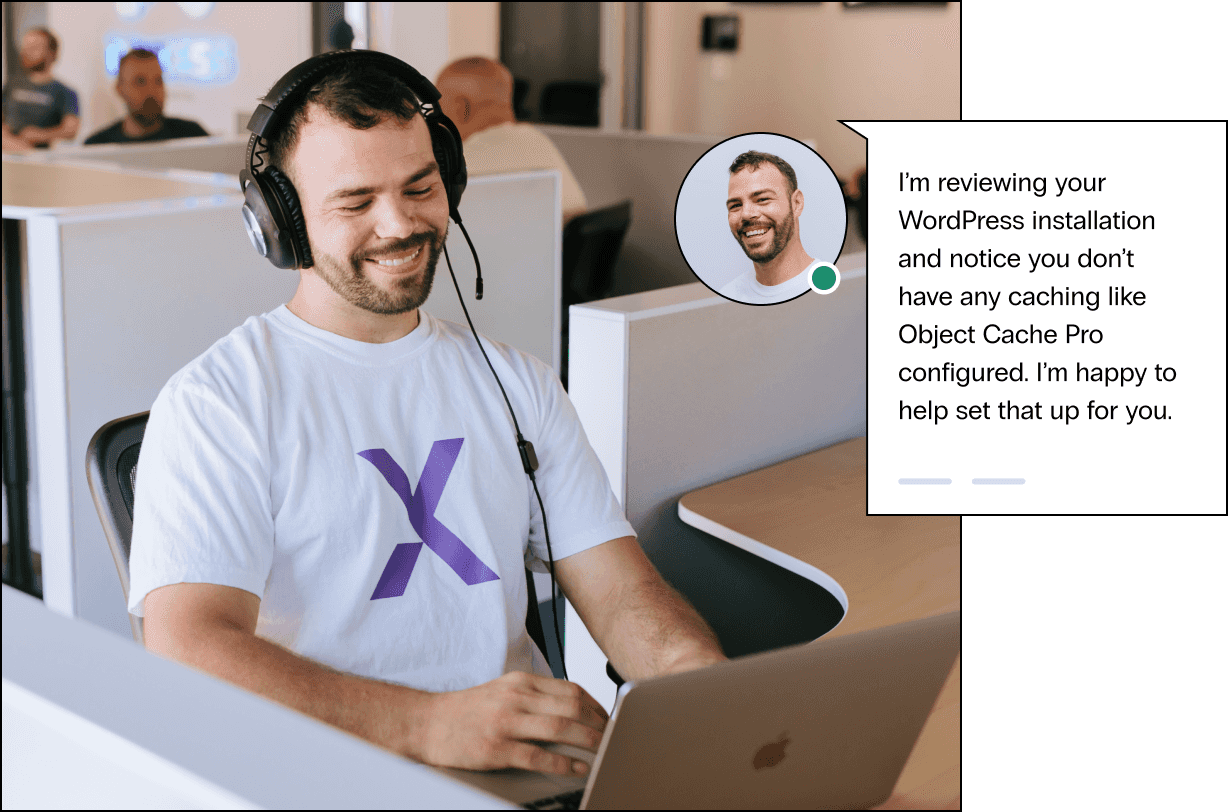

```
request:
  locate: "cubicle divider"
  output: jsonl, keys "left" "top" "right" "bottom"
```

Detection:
{"left": 539, "top": 126, "right": 720, "bottom": 297}
{"left": 47, "top": 135, "right": 249, "bottom": 177}
{"left": 8, "top": 155, "right": 560, "bottom": 641}
{"left": 48, "top": 140, "right": 564, "bottom": 371}
{"left": 14, "top": 166, "right": 297, "bottom": 638}
{"left": 563, "top": 254, "right": 867, "bottom": 710}
{"left": 429, "top": 170, "right": 562, "bottom": 372}
{"left": 2, "top": 585, "right": 506, "bottom": 808}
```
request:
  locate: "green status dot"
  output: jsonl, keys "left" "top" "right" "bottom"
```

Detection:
{"left": 812, "top": 264, "right": 838, "bottom": 291}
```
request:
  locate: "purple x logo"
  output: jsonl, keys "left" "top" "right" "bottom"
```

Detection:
{"left": 359, "top": 438, "right": 499, "bottom": 600}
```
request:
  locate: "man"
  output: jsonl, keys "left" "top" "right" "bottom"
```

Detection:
{"left": 83, "top": 48, "right": 208, "bottom": 145}
{"left": 436, "top": 56, "right": 588, "bottom": 223}
{"left": 721, "top": 151, "right": 819, "bottom": 304}
{"left": 129, "top": 55, "right": 725, "bottom": 779}
{"left": 1, "top": 28, "right": 79, "bottom": 151}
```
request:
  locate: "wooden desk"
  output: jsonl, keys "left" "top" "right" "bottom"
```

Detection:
{"left": 678, "top": 436, "right": 960, "bottom": 810}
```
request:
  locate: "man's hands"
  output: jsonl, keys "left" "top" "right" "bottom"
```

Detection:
{"left": 422, "top": 671, "right": 609, "bottom": 776}
{"left": 2, "top": 126, "right": 34, "bottom": 152}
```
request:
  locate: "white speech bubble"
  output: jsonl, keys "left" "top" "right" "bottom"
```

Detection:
{"left": 844, "top": 121, "right": 1226, "bottom": 516}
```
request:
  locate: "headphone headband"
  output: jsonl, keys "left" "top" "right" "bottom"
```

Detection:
{"left": 240, "top": 50, "right": 466, "bottom": 270}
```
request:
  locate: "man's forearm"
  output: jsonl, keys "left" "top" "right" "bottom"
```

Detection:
{"left": 151, "top": 624, "right": 435, "bottom": 760}
{"left": 18, "top": 122, "right": 73, "bottom": 145}
{"left": 599, "top": 578, "right": 726, "bottom": 681}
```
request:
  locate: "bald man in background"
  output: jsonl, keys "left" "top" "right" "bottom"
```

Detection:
{"left": 436, "top": 57, "right": 588, "bottom": 223}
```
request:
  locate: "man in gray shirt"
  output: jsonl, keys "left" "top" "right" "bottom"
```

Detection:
{"left": 2, "top": 28, "right": 80, "bottom": 151}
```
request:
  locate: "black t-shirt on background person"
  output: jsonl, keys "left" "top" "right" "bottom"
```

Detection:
{"left": 84, "top": 117, "right": 208, "bottom": 145}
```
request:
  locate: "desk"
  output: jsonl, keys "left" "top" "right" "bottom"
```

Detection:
{"left": 678, "top": 436, "right": 960, "bottom": 810}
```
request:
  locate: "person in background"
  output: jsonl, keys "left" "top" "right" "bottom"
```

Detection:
{"left": 1, "top": 28, "right": 80, "bottom": 151}
{"left": 329, "top": 18, "right": 355, "bottom": 51}
{"left": 83, "top": 48, "right": 208, "bottom": 145}
{"left": 435, "top": 57, "right": 588, "bottom": 223}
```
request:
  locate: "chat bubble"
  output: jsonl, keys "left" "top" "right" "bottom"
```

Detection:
{"left": 843, "top": 121, "right": 1226, "bottom": 516}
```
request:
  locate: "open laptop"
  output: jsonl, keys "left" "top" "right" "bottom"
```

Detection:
{"left": 437, "top": 610, "right": 960, "bottom": 809}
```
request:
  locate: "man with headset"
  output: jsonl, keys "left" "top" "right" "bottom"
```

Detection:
{"left": 127, "top": 51, "right": 725, "bottom": 778}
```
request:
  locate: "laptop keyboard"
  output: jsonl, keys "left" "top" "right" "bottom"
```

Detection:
{"left": 523, "top": 788, "right": 585, "bottom": 810}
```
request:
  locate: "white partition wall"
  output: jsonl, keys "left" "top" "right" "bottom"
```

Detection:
{"left": 428, "top": 169, "right": 562, "bottom": 373}
{"left": 55, "top": 136, "right": 251, "bottom": 177}
{"left": 539, "top": 126, "right": 721, "bottom": 296}
{"left": 563, "top": 255, "right": 867, "bottom": 709}
{"left": 18, "top": 187, "right": 297, "bottom": 638}
{"left": 2, "top": 586, "right": 508, "bottom": 809}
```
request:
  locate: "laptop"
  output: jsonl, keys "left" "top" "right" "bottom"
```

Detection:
{"left": 437, "top": 610, "right": 960, "bottom": 809}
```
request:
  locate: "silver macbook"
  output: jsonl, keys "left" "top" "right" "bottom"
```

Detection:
{"left": 439, "top": 610, "right": 960, "bottom": 810}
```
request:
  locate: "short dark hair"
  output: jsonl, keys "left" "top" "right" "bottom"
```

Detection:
{"left": 265, "top": 59, "right": 424, "bottom": 186}
{"left": 27, "top": 27, "right": 58, "bottom": 57}
{"left": 118, "top": 48, "right": 160, "bottom": 81}
{"left": 729, "top": 151, "right": 798, "bottom": 196}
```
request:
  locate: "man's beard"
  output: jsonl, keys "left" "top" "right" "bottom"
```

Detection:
{"left": 312, "top": 226, "right": 446, "bottom": 315}
{"left": 131, "top": 98, "right": 163, "bottom": 128}
{"left": 736, "top": 202, "right": 795, "bottom": 264}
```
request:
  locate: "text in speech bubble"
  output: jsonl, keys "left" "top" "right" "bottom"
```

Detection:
{"left": 843, "top": 121, "right": 1226, "bottom": 515}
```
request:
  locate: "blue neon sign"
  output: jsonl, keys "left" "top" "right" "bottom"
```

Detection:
{"left": 103, "top": 33, "right": 238, "bottom": 85}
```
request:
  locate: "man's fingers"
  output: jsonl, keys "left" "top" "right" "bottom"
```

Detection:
{"left": 511, "top": 712, "right": 604, "bottom": 753}
{"left": 524, "top": 675, "right": 610, "bottom": 722}
{"left": 506, "top": 741, "right": 585, "bottom": 776}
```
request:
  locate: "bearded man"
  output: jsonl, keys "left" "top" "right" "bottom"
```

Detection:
{"left": 130, "top": 53, "right": 724, "bottom": 780}
{"left": 720, "top": 150, "right": 819, "bottom": 304}
{"left": 84, "top": 48, "right": 208, "bottom": 145}
{"left": 1, "top": 28, "right": 79, "bottom": 151}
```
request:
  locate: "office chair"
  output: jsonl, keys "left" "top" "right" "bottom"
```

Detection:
{"left": 538, "top": 81, "right": 600, "bottom": 127}
{"left": 86, "top": 411, "right": 150, "bottom": 645}
{"left": 86, "top": 411, "right": 561, "bottom": 673}
{"left": 513, "top": 77, "right": 532, "bottom": 120}
{"left": 559, "top": 200, "right": 633, "bottom": 389}
{"left": 562, "top": 200, "right": 633, "bottom": 309}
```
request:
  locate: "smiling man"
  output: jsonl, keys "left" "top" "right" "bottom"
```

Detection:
{"left": 721, "top": 150, "right": 818, "bottom": 304}
{"left": 128, "top": 53, "right": 724, "bottom": 780}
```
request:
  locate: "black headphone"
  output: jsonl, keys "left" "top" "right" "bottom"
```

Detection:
{"left": 239, "top": 49, "right": 468, "bottom": 271}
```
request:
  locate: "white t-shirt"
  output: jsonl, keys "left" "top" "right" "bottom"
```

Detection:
{"left": 128, "top": 306, "right": 634, "bottom": 693}
{"left": 463, "top": 121, "right": 588, "bottom": 223}
{"left": 718, "top": 261, "right": 818, "bottom": 305}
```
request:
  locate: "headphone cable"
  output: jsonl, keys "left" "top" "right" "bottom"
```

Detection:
{"left": 443, "top": 231, "right": 567, "bottom": 682}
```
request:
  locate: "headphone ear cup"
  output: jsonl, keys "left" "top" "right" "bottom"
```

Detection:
{"left": 263, "top": 166, "right": 313, "bottom": 269}
{"left": 241, "top": 170, "right": 298, "bottom": 270}
{"left": 428, "top": 115, "right": 467, "bottom": 217}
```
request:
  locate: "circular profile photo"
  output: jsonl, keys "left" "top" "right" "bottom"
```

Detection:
{"left": 676, "top": 132, "right": 846, "bottom": 305}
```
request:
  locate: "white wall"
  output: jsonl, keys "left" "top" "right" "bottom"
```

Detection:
{"left": 643, "top": 1, "right": 960, "bottom": 179}
{"left": 447, "top": 1, "right": 500, "bottom": 63}
{"left": 44, "top": 2, "right": 311, "bottom": 140}
{"left": 368, "top": 1, "right": 448, "bottom": 85}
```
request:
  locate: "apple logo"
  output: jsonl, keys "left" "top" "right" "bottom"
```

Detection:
{"left": 753, "top": 732, "right": 790, "bottom": 770}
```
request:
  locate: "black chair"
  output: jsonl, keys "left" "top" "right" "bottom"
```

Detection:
{"left": 86, "top": 411, "right": 150, "bottom": 644}
{"left": 85, "top": 411, "right": 558, "bottom": 671}
{"left": 562, "top": 200, "right": 633, "bottom": 309}
{"left": 513, "top": 76, "right": 532, "bottom": 121}
{"left": 539, "top": 81, "right": 600, "bottom": 127}
{"left": 560, "top": 200, "right": 633, "bottom": 388}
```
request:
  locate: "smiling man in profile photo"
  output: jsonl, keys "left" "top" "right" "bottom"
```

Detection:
{"left": 721, "top": 150, "right": 819, "bottom": 304}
